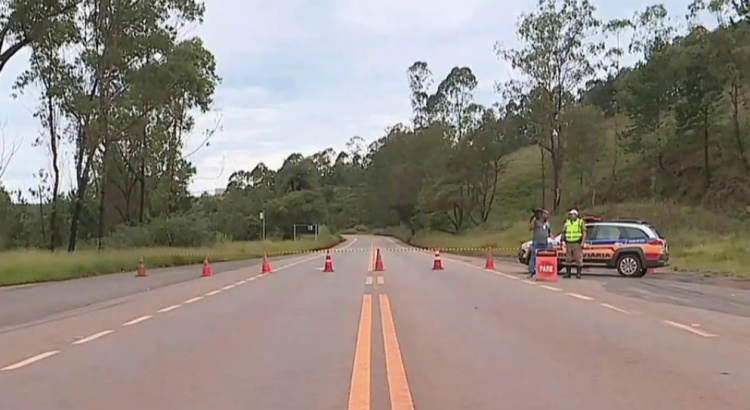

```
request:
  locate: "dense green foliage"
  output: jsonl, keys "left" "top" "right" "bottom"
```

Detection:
{"left": 2, "top": 0, "right": 750, "bottom": 264}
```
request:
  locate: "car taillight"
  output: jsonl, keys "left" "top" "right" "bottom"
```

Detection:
{"left": 647, "top": 239, "right": 662, "bottom": 246}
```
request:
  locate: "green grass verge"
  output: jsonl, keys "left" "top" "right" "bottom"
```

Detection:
{"left": 376, "top": 203, "right": 750, "bottom": 279}
{"left": 0, "top": 234, "right": 343, "bottom": 286}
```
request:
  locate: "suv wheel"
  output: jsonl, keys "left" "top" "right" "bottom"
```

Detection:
{"left": 616, "top": 254, "right": 644, "bottom": 277}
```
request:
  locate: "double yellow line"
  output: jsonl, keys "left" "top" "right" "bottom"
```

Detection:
{"left": 348, "top": 246, "right": 414, "bottom": 410}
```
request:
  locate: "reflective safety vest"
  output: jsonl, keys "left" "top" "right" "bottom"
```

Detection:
{"left": 564, "top": 219, "right": 584, "bottom": 242}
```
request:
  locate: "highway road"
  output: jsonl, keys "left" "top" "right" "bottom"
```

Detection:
{"left": 1, "top": 235, "right": 749, "bottom": 409}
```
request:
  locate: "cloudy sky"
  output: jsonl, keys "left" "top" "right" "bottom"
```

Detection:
{"left": 0, "top": 0, "right": 693, "bottom": 195}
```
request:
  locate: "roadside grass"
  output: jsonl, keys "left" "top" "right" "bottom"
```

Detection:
{"left": 377, "top": 203, "right": 750, "bottom": 278}
{"left": 0, "top": 234, "right": 343, "bottom": 286}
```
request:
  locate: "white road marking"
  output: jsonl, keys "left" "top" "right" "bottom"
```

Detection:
{"left": 184, "top": 296, "right": 203, "bottom": 304}
{"left": 365, "top": 277, "right": 373, "bottom": 285}
{"left": 567, "top": 293, "right": 594, "bottom": 301}
{"left": 541, "top": 285, "right": 562, "bottom": 292}
{"left": 521, "top": 280, "right": 536, "bottom": 285}
{"left": 205, "top": 290, "right": 221, "bottom": 296}
{"left": 663, "top": 320, "right": 718, "bottom": 337}
{"left": 1, "top": 351, "right": 60, "bottom": 371}
{"left": 123, "top": 315, "right": 152, "bottom": 326}
{"left": 600, "top": 303, "right": 629, "bottom": 314}
{"left": 221, "top": 285, "right": 235, "bottom": 290}
{"left": 158, "top": 305, "right": 181, "bottom": 313}
{"left": 248, "top": 277, "right": 257, "bottom": 281}
{"left": 234, "top": 280, "right": 244, "bottom": 286}
{"left": 72, "top": 330, "right": 114, "bottom": 345}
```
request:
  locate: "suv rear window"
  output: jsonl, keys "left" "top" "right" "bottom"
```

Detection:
{"left": 648, "top": 225, "right": 664, "bottom": 238}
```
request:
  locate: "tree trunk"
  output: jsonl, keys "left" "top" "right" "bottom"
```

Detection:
{"left": 703, "top": 109, "right": 711, "bottom": 192}
{"left": 539, "top": 144, "right": 546, "bottom": 208}
{"left": 97, "top": 139, "right": 109, "bottom": 249}
{"left": 48, "top": 96, "right": 61, "bottom": 251}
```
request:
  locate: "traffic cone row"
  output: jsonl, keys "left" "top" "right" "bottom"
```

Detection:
{"left": 135, "top": 246, "right": 657, "bottom": 278}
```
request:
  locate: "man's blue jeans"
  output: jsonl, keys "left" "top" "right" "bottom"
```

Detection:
{"left": 528, "top": 242, "right": 550, "bottom": 276}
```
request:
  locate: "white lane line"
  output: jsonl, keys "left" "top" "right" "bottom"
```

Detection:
{"left": 184, "top": 296, "right": 203, "bottom": 304}
{"left": 567, "top": 292, "right": 594, "bottom": 301}
{"left": 600, "top": 303, "right": 630, "bottom": 314}
{"left": 221, "top": 284, "right": 235, "bottom": 290}
{"left": 521, "top": 280, "right": 536, "bottom": 285}
{"left": 123, "top": 315, "right": 152, "bottom": 326}
{"left": 72, "top": 330, "right": 114, "bottom": 345}
{"left": 1, "top": 351, "right": 60, "bottom": 371}
{"left": 663, "top": 320, "right": 718, "bottom": 337}
{"left": 541, "top": 285, "right": 562, "bottom": 292}
{"left": 205, "top": 290, "right": 221, "bottom": 296}
{"left": 248, "top": 277, "right": 257, "bottom": 281}
{"left": 158, "top": 304, "right": 181, "bottom": 313}
{"left": 234, "top": 280, "right": 244, "bottom": 286}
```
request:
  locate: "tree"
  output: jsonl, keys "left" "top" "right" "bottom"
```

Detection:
{"left": 407, "top": 61, "right": 433, "bottom": 129}
{"left": 496, "top": 0, "right": 604, "bottom": 211}
{"left": 0, "top": 0, "right": 78, "bottom": 79}
{"left": 618, "top": 4, "right": 678, "bottom": 197}
{"left": 672, "top": 25, "right": 723, "bottom": 193}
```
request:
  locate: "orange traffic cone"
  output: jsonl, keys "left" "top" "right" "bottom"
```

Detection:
{"left": 201, "top": 256, "right": 212, "bottom": 277}
{"left": 485, "top": 247, "right": 495, "bottom": 270}
{"left": 323, "top": 250, "right": 334, "bottom": 272}
{"left": 432, "top": 249, "right": 443, "bottom": 270}
{"left": 261, "top": 250, "right": 271, "bottom": 274}
{"left": 374, "top": 248, "right": 384, "bottom": 271}
{"left": 135, "top": 257, "right": 147, "bottom": 277}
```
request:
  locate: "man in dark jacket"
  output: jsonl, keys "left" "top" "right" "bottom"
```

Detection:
{"left": 527, "top": 208, "right": 552, "bottom": 278}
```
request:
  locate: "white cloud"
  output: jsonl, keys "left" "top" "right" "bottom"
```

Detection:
{"left": 0, "top": 0, "right": 695, "bottom": 196}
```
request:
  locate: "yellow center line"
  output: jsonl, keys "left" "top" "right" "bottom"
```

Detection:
{"left": 348, "top": 295, "right": 372, "bottom": 410}
{"left": 369, "top": 245, "right": 376, "bottom": 272}
{"left": 380, "top": 294, "right": 414, "bottom": 410}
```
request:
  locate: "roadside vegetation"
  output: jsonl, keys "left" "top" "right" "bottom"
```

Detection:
{"left": 0, "top": 0, "right": 340, "bottom": 285}
{"left": 2, "top": 0, "right": 750, "bottom": 284}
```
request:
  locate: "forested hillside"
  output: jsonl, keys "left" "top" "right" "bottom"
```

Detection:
{"left": 1, "top": 0, "right": 750, "bottom": 276}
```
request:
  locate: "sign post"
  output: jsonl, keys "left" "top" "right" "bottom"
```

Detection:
{"left": 259, "top": 211, "right": 265, "bottom": 241}
{"left": 292, "top": 223, "right": 318, "bottom": 241}
{"left": 534, "top": 248, "right": 558, "bottom": 282}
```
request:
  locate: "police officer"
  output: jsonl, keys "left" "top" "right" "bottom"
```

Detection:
{"left": 561, "top": 209, "right": 586, "bottom": 278}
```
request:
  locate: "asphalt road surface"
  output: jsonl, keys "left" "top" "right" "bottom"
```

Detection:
{"left": 1, "top": 235, "right": 749, "bottom": 409}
